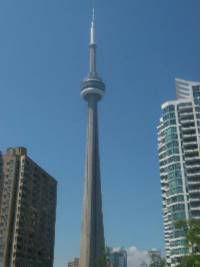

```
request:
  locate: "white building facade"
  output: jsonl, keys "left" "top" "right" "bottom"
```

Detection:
{"left": 158, "top": 79, "right": 200, "bottom": 266}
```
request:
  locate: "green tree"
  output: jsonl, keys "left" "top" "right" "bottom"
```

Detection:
{"left": 160, "top": 258, "right": 166, "bottom": 267}
{"left": 175, "top": 219, "right": 200, "bottom": 267}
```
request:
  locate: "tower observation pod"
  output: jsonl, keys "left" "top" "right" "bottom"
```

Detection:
{"left": 81, "top": 9, "right": 105, "bottom": 101}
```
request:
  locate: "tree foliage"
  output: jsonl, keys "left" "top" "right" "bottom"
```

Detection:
{"left": 175, "top": 219, "right": 200, "bottom": 267}
{"left": 160, "top": 258, "right": 166, "bottom": 267}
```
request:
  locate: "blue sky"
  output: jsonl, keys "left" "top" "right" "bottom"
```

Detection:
{"left": 0, "top": 0, "right": 200, "bottom": 266}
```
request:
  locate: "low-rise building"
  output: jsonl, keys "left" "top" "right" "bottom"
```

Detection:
{"left": 68, "top": 257, "right": 79, "bottom": 267}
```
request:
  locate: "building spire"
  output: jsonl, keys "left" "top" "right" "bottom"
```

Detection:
{"left": 89, "top": 8, "right": 97, "bottom": 76}
{"left": 90, "top": 8, "right": 95, "bottom": 44}
{"left": 93, "top": 7, "right": 95, "bottom": 20}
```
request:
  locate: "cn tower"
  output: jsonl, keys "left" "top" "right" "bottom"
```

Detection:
{"left": 79, "top": 10, "right": 106, "bottom": 267}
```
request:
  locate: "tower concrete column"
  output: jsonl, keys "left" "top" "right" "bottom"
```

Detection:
{"left": 80, "top": 10, "right": 106, "bottom": 267}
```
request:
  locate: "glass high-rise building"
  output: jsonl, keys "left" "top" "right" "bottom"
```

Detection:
{"left": 106, "top": 247, "right": 127, "bottom": 267}
{"left": 148, "top": 249, "right": 162, "bottom": 267}
{"left": 158, "top": 78, "right": 200, "bottom": 266}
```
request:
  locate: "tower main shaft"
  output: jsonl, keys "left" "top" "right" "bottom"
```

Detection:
{"left": 80, "top": 11, "right": 106, "bottom": 267}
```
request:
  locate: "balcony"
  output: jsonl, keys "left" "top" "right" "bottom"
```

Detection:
{"left": 180, "top": 119, "right": 195, "bottom": 126}
{"left": 187, "top": 172, "right": 200, "bottom": 177}
{"left": 187, "top": 180, "right": 200, "bottom": 186}
{"left": 182, "top": 133, "right": 196, "bottom": 138}
{"left": 184, "top": 148, "right": 198, "bottom": 155}
{"left": 178, "top": 105, "right": 192, "bottom": 112}
{"left": 181, "top": 126, "right": 195, "bottom": 131}
{"left": 183, "top": 142, "right": 197, "bottom": 149}
{"left": 182, "top": 139, "right": 197, "bottom": 145}
{"left": 180, "top": 118, "right": 194, "bottom": 124}
{"left": 188, "top": 189, "right": 200, "bottom": 193}
{"left": 185, "top": 165, "right": 200, "bottom": 171}
{"left": 190, "top": 206, "right": 200, "bottom": 211}
{"left": 179, "top": 111, "right": 193, "bottom": 117}
{"left": 184, "top": 156, "right": 200, "bottom": 161}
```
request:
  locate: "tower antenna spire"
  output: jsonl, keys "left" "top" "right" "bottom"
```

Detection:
{"left": 89, "top": 7, "right": 97, "bottom": 75}
{"left": 92, "top": 7, "right": 95, "bottom": 22}
{"left": 90, "top": 8, "right": 96, "bottom": 45}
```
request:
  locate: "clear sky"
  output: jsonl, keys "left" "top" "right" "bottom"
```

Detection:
{"left": 0, "top": 0, "right": 200, "bottom": 266}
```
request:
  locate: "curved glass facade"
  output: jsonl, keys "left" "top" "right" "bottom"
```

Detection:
{"left": 158, "top": 79, "right": 200, "bottom": 266}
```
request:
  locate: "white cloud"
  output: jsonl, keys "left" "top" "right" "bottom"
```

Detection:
{"left": 127, "top": 246, "right": 150, "bottom": 267}
{"left": 112, "top": 247, "right": 122, "bottom": 253}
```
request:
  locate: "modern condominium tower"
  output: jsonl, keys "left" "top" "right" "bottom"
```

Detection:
{"left": 148, "top": 249, "right": 162, "bottom": 267}
{"left": 106, "top": 247, "right": 127, "bottom": 267}
{"left": 158, "top": 79, "right": 200, "bottom": 266}
{"left": 79, "top": 11, "right": 106, "bottom": 267}
{"left": 0, "top": 147, "right": 57, "bottom": 267}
